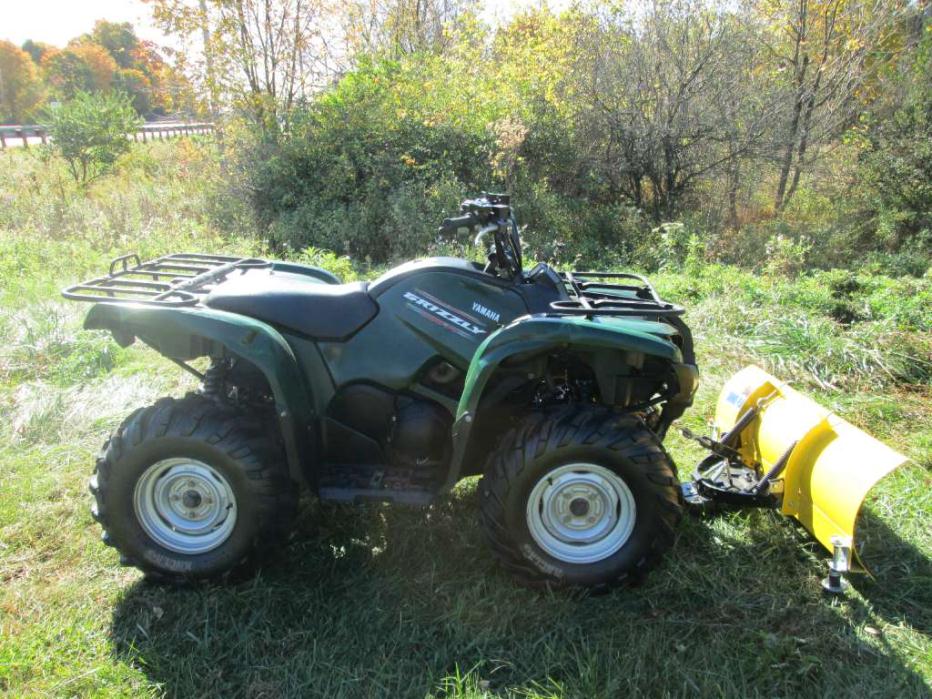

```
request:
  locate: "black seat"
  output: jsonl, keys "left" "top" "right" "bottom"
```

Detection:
{"left": 205, "top": 269, "right": 378, "bottom": 340}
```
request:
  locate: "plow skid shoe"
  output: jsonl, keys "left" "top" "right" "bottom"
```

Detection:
{"left": 714, "top": 366, "right": 907, "bottom": 557}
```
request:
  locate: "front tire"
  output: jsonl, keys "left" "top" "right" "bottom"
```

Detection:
{"left": 90, "top": 395, "right": 296, "bottom": 583}
{"left": 479, "top": 407, "right": 682, "bottom": 590}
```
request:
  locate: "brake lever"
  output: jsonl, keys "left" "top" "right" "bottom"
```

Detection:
{"left": 473, "top": 223, "right": 499, "bottom": 247}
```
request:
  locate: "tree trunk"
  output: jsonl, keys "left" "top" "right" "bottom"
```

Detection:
{"left": 199, "top": 0, "right": 219, "bottom": 119}
{"left": 775, "top": 58, "right": 808, "bottom": 212}
{"left": 727, "top": 159, "right": 740, "bottom": 229}
{"left": 784, "top": 31, "right": 828, "bottom": 209}
{"left": 784, "top": 93, "right": 815, "bottom": 208}
{"left": 775, "top": 4, "right": 809, "bottom": 212}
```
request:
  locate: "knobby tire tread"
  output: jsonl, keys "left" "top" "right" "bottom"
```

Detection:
{"left": 89, "top": 394, "right": 295, "bottom": 583}
{"left": 478, "top": 405, "right": 683, "bottom": 591}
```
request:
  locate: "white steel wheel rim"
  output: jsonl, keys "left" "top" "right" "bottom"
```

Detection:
{"left": 133, "top": 457, "right": 237, "bottom": 555}
{"left": 526, "top": 463, "right": 636, "bottom": 564}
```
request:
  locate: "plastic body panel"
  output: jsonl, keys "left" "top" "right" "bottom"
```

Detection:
{"left": 457, "top": 314, "right": 683, "bottom": 421}
{"left": 84, "top": 303, "right": 317, "bottom": 485}
{"left": 320, "top": 267, "right": 529, "bottom": 392}
{"left": 445, "top": 314, "right": 688, "bottom": 488}
{"left": 268, "top": 261, "right": 341, "bottom": 284}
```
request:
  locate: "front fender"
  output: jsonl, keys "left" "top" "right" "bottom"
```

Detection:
{"left": 444, "top": 314, "right": 684, "bottom": 488}
{"left": 456, "top": 315, "right": 682, "bottom": 420}
{"left": 84, "top": 303, "right": 316, "bottom": 486}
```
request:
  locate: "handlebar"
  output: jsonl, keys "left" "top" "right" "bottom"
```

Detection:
{"left": 438, "top": 213, "right": 478, "bottom": 235}
{"left": 437, "top": 193, "right": 522, "bottom": 279}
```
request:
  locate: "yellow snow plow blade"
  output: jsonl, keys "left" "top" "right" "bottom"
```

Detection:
{"left": 714, "top": 366, "right": 907, "bottom": 556}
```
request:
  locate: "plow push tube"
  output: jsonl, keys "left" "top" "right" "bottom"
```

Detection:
{"left": 710, "top": 366, "right": 908, "bottom": 557}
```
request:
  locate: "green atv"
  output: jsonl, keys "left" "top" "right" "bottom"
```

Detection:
{"left": 64, "top": 194, "right": 698, "bottom": 589}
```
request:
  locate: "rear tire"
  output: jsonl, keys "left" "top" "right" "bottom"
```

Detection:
{"left": 478, "top": 406, "right": 682, "bottom": 590}
{"left": 90, "top": 395, "right": 296, "bottom": 583}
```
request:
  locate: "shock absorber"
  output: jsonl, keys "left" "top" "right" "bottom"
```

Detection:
{"left": 201, "top": 359, "right": 227, "bottom": 398}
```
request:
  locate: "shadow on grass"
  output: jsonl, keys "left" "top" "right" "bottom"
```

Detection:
{"left": 854, "top": 510, "right": 932, "bottom": 634}
{"left": 110, "top": 493, "right": 930, "bottom": 698}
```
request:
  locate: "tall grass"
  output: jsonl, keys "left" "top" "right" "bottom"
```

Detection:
{"left": 654, "top": 266, "right": 931, "bottom": 392}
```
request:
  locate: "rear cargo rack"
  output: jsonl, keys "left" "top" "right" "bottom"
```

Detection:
{"left": 62, "top": 253, "right": 271, "bottom": 307}
{"left": 554, "top": 271, "right": 684, "bottom": 318}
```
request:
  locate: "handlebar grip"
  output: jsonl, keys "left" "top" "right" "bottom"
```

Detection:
{"left": 438, "top": 213, "right": 477, "bottom": 234}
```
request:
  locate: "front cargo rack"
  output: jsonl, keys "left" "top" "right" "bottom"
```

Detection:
{"left": 554, "top": 271, "right": 684, "bottom": 318}
{"left": 555, "top": 271, "right": 694, "bottom": 364}
{"left": 62, "top": 253, "right": 270, "bottom": 307}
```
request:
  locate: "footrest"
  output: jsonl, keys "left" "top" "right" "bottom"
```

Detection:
{"left": 318, "top": 463, "right": 439, "bottom": 506}
{"left": 318, "top": 487, "right": 434, "bottom": 506}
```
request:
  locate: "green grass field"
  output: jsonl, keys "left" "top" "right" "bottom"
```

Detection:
{"left": 0, "top": 143, "right": 929, "bottom": 697}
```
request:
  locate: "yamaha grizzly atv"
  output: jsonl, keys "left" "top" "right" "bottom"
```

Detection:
{"left": 64, "top": 194, "right": 698, "bottom": 589}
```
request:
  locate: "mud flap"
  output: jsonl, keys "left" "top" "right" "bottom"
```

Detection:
{"left": 713, "top": 366, "right": 908, "bottom": 558}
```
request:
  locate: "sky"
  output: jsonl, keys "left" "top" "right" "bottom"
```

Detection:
{"left": 2, "top": 0, "right": 168, "bottom": 48}
{"left": 1, "top": 0, "right": 570, "bottom": 49}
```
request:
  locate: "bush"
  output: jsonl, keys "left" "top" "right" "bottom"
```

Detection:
{"left": 240, "top": 60, "right": 496, "bottom": 263}
{"left": 226, "top": 15, "right": 931, "bottom": 275}
{"left": 764, "top": 233, "right": 812, "bottom": 278}
{"left": 44, "top": 90, "right": 141, "bottom": 185}
{"left": 294, "top": 247, "right": 358, "bottom": 282}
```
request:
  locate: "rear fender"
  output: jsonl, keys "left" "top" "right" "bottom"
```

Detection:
{"left": 269, "top": 261, "right": 341, "bottom": 284}
{"left": 444, "top": 315, "right": 687, "bottom": 488}
{"left": 84, "top": 303, "right": 316, "bottom": 486}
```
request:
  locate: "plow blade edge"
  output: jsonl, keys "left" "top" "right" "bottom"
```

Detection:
{"left": 713, "top": 366, "right": 907, "bottom": 556}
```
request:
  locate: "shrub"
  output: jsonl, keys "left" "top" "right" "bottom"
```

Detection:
{"left": 44, "top": 90, "right": 141, "bottom": 185}
{"left": 854, "top": 81, "right": 932, "bottom": 259}
{"left": 764, "top": 233, "right": 812, "bottom": 278}
{"left": 240, "top": 59, "right": 497, "bottom": 263}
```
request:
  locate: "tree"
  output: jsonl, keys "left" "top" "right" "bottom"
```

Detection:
{"left": 758, "top": 0, "right": 902, "bottom": 211}
{"left": 574, "top": 0, "right": 772, "bottom": 218}
{"left": 45, "top": 91, "right": 141, "bottom": 185}
{"left": 71, "top": 43, "right": 119, "bottom": 90}
{"left": 0, "top": 41, "right": 43, "bottom": 122}
{"left": 115, "top": 68, "right": 154, "bottom": 115}
{"left": 127, "top": 39, "right": 175, "bottom": 114}
{"left": 42, "top": 49, "right": 91, "bottom": 98}
{"left": 91, "top": 20, "right": 140, "bottom": 68}
{"left": 343, "top": 0, "right": 478, "bottom": 57}
{"left": 853, "top": 9, "right": 931, "bottom": 255}
{"left": 21, "top": 39, "right": 56, "bottom": 65}
{"left": 42, "top": 44, "right": 118, "bottom": 99}
{"left": 147, "top": 0, "right": 339, "bottom": 128}
{"left": 82, "top": 22, "right": 175, "bottom": 114}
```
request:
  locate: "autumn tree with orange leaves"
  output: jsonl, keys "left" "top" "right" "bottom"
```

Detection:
{"left": 0, "top": 40, "right": 43, "bottom": 122}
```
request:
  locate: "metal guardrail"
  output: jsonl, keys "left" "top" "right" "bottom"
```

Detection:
{"left": 0, "top": 125, "right": 49, "bottom": 147}
{"left": 132, "top": 123, "right": 214, "bottom": 143}
{"left": 0, "top": 122, "right": 214, "bottom": 149}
